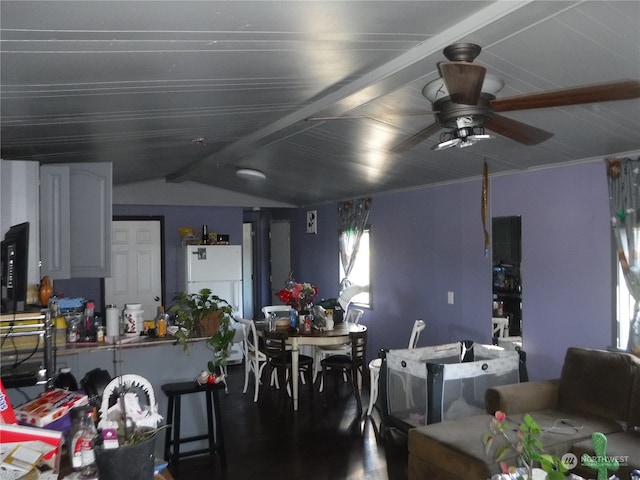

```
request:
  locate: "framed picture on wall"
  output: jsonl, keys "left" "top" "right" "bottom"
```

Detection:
{"left": 306, "top": 210, "right": 317, "bottom": 234}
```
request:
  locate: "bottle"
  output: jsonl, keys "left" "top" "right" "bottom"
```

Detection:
{"left": 69, "top": 406, "right": 95, "bottom": 472}
{"left": 83, "top": 301, "right": 95, "bottom": 341}
{"left": 96, "top": 326, "right": 104, "bottom": 343}
{"left": 79, "top": 411, "right": 98, "bottom": 479}
{"left": 67, "top": 319, "right": 79, "bottom": 343}
{"left": 289, "top": 308, "right": 298, "bottom": 331}
{"left": 50, "top": 301, "right": 67, "bottom": 347}
{"left": 156, "top": 305, "right": 167, "bottom": 337}
{"left": 54, "top": 367, "right": 78, "bottom": 391}
{"left": 202, "top": 224, "right": 209, "bottom": 245}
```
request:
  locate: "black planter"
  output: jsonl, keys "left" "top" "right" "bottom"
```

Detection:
{"left": 94, "top": 433, "right": 156, "bottom": 480}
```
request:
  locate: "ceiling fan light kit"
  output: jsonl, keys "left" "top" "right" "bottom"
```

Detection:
{"left": 236, "top": 168, "right": 267, "bottom": 181}
{"left": 433, "top": 125, "right": 493, "bottom": 151}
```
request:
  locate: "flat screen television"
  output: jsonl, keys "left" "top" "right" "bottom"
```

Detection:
{"left": 1, "top": 222, "right": 30, "bottom": 313}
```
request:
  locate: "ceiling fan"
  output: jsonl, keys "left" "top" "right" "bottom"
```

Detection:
{"left": 390, "top": 43, "right": 640, "bottom": 152}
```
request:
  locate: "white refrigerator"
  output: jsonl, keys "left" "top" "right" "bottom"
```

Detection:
{"left": 177, "top": 245, "right": 244, "bottom": 364}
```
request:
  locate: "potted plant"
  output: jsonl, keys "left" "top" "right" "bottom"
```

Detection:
{"left": 170, "top": 288, "right": 236, "bottom": 374}
{"left": 483, "top": 411, "right": 570, "bottom": 480}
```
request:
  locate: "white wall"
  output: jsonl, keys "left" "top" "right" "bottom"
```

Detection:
{"left": 0, "top": 159, "right": 41, "bottom": 293}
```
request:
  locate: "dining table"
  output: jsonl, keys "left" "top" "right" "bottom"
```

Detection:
{"left": 255, "top": 320, "right": 367, "bottom": 411}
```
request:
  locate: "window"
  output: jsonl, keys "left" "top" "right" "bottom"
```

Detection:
{"left": 615, "top": 261, "right": 632, "bottom": 349}
{"left": 339, "top": 228, "right": 370, "bottom": 308}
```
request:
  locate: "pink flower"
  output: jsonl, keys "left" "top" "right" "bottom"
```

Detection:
{"left": 495, "top": 410, "right": 507, "bottom": 423}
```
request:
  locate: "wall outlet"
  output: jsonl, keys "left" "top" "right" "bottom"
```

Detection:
{"left": 447, "top": 291, "right": 454, "bottom": 304}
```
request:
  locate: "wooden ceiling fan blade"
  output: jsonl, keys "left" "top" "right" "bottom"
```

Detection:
{"left": 438, "top": 62, "right": 486, "bottom": 105}
{"left": 492, "top": 80, "right": 640, "bottom": 112}
{"left": 390, "top": 122, "right": 442, "bottom": 153}
{"left": 484, "top": 114, "right": 554, "bottom": 146}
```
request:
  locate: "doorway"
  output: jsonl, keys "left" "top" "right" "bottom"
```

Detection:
{"left": 103, "top": 217, "right": 164, "bottom": 318}
{"left": 269, "top": 220, "right": 291, "bottom": 302}
{"left": 492, "top": 216, "right": 522, "bottom": 339}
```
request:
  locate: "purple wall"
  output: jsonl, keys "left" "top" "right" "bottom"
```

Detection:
{"left": 290, "top": 161, "right": 612, "bottom": 381}
{"left": 55, "top": 161, "right": 612, "bottom": 382}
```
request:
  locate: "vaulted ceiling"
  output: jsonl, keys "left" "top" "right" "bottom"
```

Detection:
{"left": 2, "top": 1, "right": 639, "bottom": 206}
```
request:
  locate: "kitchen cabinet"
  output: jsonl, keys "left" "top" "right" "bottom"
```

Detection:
{"left": 40, "top": 163, "right": 112, "bottom": 279}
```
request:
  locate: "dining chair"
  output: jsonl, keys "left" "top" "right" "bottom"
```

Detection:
{"left": 261, "top": 305, "right": 292, "bottom": 319}
{"left": 261, "top": 329, "right": 314, "bottom": 411}
{"left": 320, "top": 328, "right": 368, "bottom": 415}
{"left": 260, "top": 304, "right": 311, "bottom": 385}
{"left": 366, "top": 319, "right": 426, "bottom": 416}
{"left": 492, "top": 317, "right": 509, "bottom": 338}
{"left": 236, "top": 317, "right": 268, "bottom": 402}
{"left": 313, "top": 307, "right": 364, "bottom": 390}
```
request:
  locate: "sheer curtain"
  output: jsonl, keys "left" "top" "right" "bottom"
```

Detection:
{"left": 338, "top": 198, "right": 371, "bottom": 291}
{"left": 607, "top": 157, "right": 640, "bottom": 355}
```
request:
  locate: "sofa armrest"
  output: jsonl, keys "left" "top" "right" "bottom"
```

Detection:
{"left": 485, "top": 379, "right": 560, "bottom": 415}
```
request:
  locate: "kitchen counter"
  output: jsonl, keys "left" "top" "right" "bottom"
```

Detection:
{"left": 3, "top": 335, "right": 232, "bottom": 461}
{"left": 1, "top": 333, "right": 206, "bottom": 363}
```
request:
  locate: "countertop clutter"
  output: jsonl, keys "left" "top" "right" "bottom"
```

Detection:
{"left": 179, "top": 224, "right": 229, "bottom": 246}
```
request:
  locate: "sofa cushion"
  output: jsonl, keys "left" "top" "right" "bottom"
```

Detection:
{"left": 485, "top": 379, "right": 559, "bottom": 415}
{"left": 408, "top": 414, "right": 500, "bottom": 480}
{"left": 558, "top": 347, "right": 636, "bottom": 423}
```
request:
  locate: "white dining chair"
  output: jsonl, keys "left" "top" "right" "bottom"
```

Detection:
{"left": 261, "top": 304, "right": 296, "bottom": 351}
{"left": 366, "top": 319, "right": 426, "bottom": 416}
{"left": 261, "top": 305, "right": 292, "bottom": 318}
{"left": 314, "top": 307, "right": 364, "bottom": 391}
{"left": 492, "top": 317, "right": 510, "bottom": 338}
{"left": 236, "top": 317, "right": 269, "bottom": 402}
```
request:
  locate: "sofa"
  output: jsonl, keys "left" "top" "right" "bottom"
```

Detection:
{"left": 407, "top": 347, "right": 640, "bottom": 480}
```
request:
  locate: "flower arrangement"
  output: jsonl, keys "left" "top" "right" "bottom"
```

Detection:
{"left": 482, "top": 411, "right": 568, "bottom": 480}
{"left": 275, "top": 277, "right": 318, "bottom": 312}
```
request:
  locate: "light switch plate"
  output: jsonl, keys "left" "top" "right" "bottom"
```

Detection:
{"left": 447, "top": 291, "right": 454, "bottom": 304}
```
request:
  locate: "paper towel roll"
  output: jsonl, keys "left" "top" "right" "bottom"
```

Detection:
{"left": 106, "top": 306, "right": 120, "bottom": 338}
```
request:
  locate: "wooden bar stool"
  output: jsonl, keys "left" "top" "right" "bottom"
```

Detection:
{"left": 161, "top": 381, "right": 227, "bottom": 474}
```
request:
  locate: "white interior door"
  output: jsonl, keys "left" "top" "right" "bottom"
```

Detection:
{"left": 269, "top": 220, "right": 291, "bottom": 303}
{"left": 104, "top": 220, "right": 162, "bottom": 320}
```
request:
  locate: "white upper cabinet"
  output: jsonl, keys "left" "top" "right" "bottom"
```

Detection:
{"left": 40, "top": 163, "right": 112, "bottom": 279}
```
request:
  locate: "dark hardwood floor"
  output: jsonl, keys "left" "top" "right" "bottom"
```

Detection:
{"left": 169, "top": 364, "right": 409, "bottom": 480}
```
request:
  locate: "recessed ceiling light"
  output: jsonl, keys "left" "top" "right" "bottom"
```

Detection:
{"left": 236, "top": 168, "right": 266, "bottom": 180}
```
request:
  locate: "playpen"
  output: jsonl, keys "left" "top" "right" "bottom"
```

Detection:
{"left": 380, "top": 340, "right": 527, "bottom": 433}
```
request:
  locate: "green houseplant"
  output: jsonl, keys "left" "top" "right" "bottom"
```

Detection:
{"left": 483, "top": 411, "right": 569, "bottom": 480}
{"left": 170, "top": 288, "right": 235, "bottom": 373}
